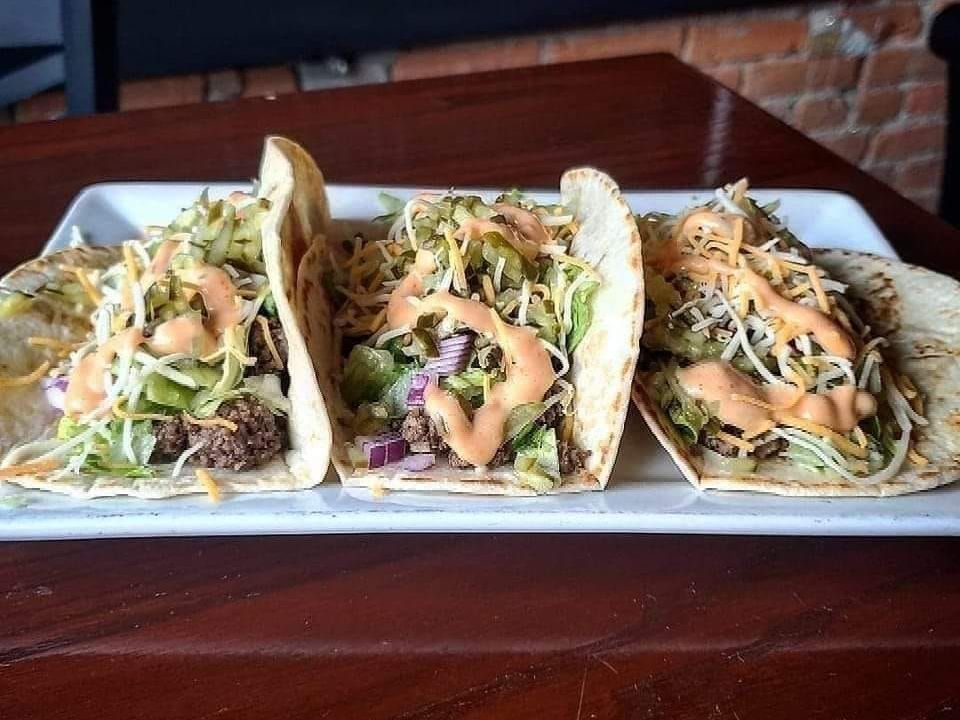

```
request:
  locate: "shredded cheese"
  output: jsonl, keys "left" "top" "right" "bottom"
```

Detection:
{"left": 554, "top": 254, "right": 601, "bottom": 281}
{"left": 493, "top": 257, "right": 506, "bottom": 292}
{"left": 28, "top": 337, "right": 81, "bottom": 351}
{"left": 742, "top": 420, "right": 776, "bottom": 441}
{"left": 61, "top": 265, "right": 103, "bottom": 305}
{"left": 255, "top": 315, "right": 283, "bottom": 369}
{"left": 728, "top": 216, "right": 743, "bottom": 266}
{"left": 908, "top": 447, "right": 929, "bottom": 466}
{"left": 716, "top": 430, "right": 755, "bottom": 453}
{"left": 778, "top": 416, "right": 867, "bottom": 459}
{"left": 183, "top": 412, "right": 238, "bottom": 433}
{"left": 0, "top": 361, "right": 50, "bottom": 388}
{"left": 0, "top": 457, "right": 59, "bottom": 479}
{"left": 123, "top": 242, "right": 140, "bottom": 285}
{"left": 195, "top": 467, "right": 221, "bottom": 502}
{"left": 112, "top": 396, "right": 171, "bottom": 422}
{"left": 481, "top": 274, "right": 496, "bottom": 306}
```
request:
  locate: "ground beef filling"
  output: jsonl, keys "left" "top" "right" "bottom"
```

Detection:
{"left": 151, "top": 416, "right": 188, "bottom": 461}
{"left": 187, "top": 397, "right": 286, "bottom": 471}
{"left": 399, "top": 407, "right": 587, "bottom": 474}
{"left": 558, "top": 441, "right": 588, "bottom": 475}
{"left": 703, "top": 427, "right": 785, "bottom": 459}
{"left": 248, "top": 317, "right": 288, "bottom": 376}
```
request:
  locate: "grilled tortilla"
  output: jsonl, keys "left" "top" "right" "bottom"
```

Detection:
{"left": 0, "top": 136, "right": 331, "bottom": 499}
{"left": 294, "top": 168, "right": 643, "bottom": 495}
{"left": 633, "top": 181, "right": 960, "bottom": 497}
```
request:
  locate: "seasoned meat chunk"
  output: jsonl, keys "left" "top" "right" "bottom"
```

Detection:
{"left": 448, "top": 444, "right": 515, "bottom": 469}
{"left": 558, "top": 441, "right": 589, "bottom": 475}
{"left": 400, "top": 408, "right": 448, "bottom": 452}
{"left": 753, "top": 436, "right": 787, "bottom": 459}
{"left": 703, "top": 433, "right": 738, "bottom": 458}
{"left": 151, "top": 415, "right": 187, "bottom": 461}
{"left": 187, "top": 397, "right": 286, "bottom": 471}
{"left": 248, "top": 316, "right": 288, "bottom": 376}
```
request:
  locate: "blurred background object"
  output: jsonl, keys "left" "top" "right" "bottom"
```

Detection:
{"left": 0, "top": 0, "right": 950, "bottom": 219}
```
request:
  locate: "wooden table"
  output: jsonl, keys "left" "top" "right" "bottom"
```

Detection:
{"left": 1, "top": 55, "right": 958, "bottom": 719}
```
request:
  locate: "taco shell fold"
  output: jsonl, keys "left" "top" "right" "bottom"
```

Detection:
{"left": 633, "top": 249, "right": 960, "bottom": 497}
{"left": 294, "top": 167, "right": 644, "bottom": 495}
{"left": 0, "top": 137, "right": 331, "bottom": 499}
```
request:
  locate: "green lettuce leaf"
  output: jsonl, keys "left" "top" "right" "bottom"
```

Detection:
{"left": 442, "top": 369, "right": 490, "bottom": 407}
{"left": 566, "top": 280, "right": 599, "bottom": 353}
{"left": 513, "top": 426, "right": 560, "bottom": 492}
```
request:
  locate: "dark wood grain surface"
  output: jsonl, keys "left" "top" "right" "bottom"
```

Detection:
{"left": 1, "top": 55, "right": 958, "bottom": 719}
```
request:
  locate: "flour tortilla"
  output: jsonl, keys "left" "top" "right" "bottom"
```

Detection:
{"left": 295, "top": 167, "right": 644, "bottom": 495}
{"left": 0, "top": 246, "right": 121, "bottom": 459}
{"left": 1, "top": 136, "right": 332, "bottom": 499}
{"left": 633, "top": 249, "right": 960, "bottom": 497}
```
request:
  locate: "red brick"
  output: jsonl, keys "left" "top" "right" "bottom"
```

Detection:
{"left": 869, "top": 123, "right": 945, "bottom": 161}
{"left": 542, "top": 21, "right": 684, "bottom": 63}
{"left": 703, "top": 65, "right": 741, "bottom": 91}
{"left": 242, "top": 65, "right": 297, "bottom": 98}
{"left": 795, "top": 96, "right": 848, "bottom": 132}
{"left": 206, "top": 69, "right": 243, "bottom": 102}
{"left": 855, "top": 88, "right": 903, "bottom": 125}
{"left": 896, "top": 155, "right": 944, "bottom": 192}
{"left": 119, "top": 75, "right": 204, "bottom": 111}
{"left": 757, "top": 97, "right": 793, "bottom": 124}
{"left": 14, "top": 90, "right": 65, "bottom": 123}
{"left": 904, "top": 82, "right": 947, "bottom": 117}
{"left": 863, "top": 48, "right": 946, "bottom": 88}
{"left": 866, "top": 162, "right": 900, "bottom": 187}
{"left": 685, "top": 19, "right": 806, "bottom": 64}
{"left": 392, "top": 39, "right": 539, "bottom": 81}
{"left": 742, "top": 59, "right": 807, "bottom": 99}
{"left": 816, "top": 131, "right": 870, "bottom": 164}
{"left": 903, "top": 189, "right": 939, "bottom": 214}
{"left": 849, "top": 3, "right": 922, "bottom": 41}
{"left": 806, "top": 57, "right": 862, "bottom": 90}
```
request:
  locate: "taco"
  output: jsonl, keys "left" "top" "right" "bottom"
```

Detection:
{"left": 0, "top": 136, "right": 330, "bottom": 499}
{"left": 633, "top": 179, "right": 960, "bottom": 497}
{"left": 295, "top": 168, "right": 643, "bottom": 495}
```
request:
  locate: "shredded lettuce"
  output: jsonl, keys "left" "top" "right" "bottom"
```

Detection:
{"left": 505, "top": 402, "right": 547, "bottom": 445}
{"left": 566, "top": 280, "right": 598, "bottom": 353}
{"left": 513, "top": 426, "right": 560, "bottom": 491}
{"left": 442, "top": 369, "right": 490, "bottom": 407}
{"left": 58, "top": 418, "right": 156, "bottom": 477}
{"left": 382, "top": 365, "right": 417, "bottom": 416}
{"left": 784, "top": 442, "right": 827, "bottom": 473}
{"left": 242, "top": 374, "right": 291, "bottom": 414}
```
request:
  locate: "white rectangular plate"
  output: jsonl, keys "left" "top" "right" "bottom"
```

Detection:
{"left": 4, "top": 182, "right": 956, "bottom": 539}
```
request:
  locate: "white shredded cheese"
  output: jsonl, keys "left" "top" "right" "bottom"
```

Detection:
{"left": 716, "top": 291, "right": 781, "bottom": 385}
{"left": 493, "top": 257, "right": 506, "bottom": 292}
{"left": 540, "top": 338, "right": 570, "bottom": 376}
{"left": 518, "top": 280, "right": 532, "bottom": 326}
{"left": 374, "top": 324, "right": 412, "bottom": 348}
{"left": 131, "top": 281, "right": 145, "bottom": 329}
{"left": 172, "top": 442, "right": 206, "bottom": 478}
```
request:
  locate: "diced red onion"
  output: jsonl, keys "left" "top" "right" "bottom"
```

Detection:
{"left": 402, "top": 453, "right": 436, "bottom": 472}
{"left": 358, "top": 432, "right": 406, "bottom": 469}
{"left": 424, "top": 334, "right": 473, "bottom": 377}
{"left": 42, "top": 376, "right": 68, "bottom": 412}
{"left": 406, "top": 371, "right": 435, "bottom": 407}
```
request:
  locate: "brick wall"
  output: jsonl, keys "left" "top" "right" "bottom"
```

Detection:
{"left": 8, "top": 1, "right": 950, "bottom": 212}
